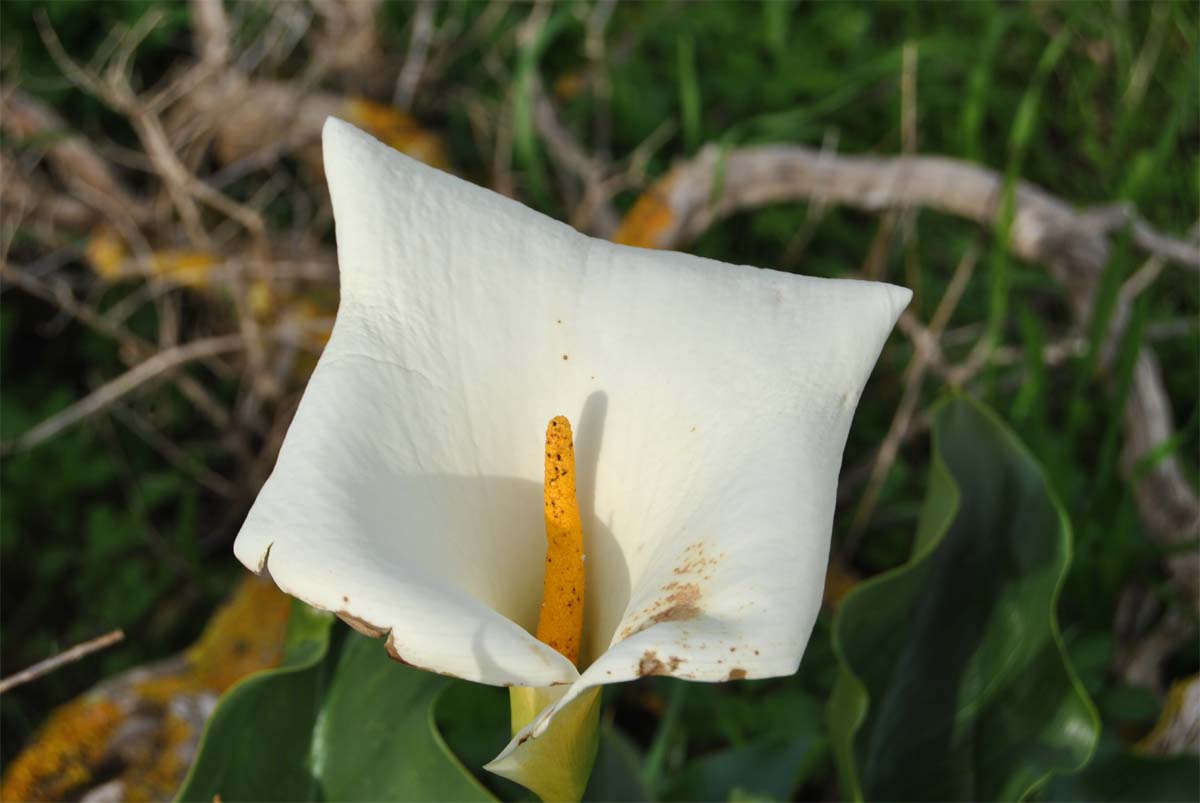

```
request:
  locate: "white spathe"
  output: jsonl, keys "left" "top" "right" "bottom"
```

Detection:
{"left": 234, "top": 118, "right": 910, "bottom": 765}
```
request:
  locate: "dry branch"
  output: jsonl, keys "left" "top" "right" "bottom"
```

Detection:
{"left": 189, "top": 0, "right": 231, "bottom": 66}
{"left": 0, "top": 264, "right": 243, "bottom": 439}
{"left": 394, "top": 0, "right": 435, "bottom": 109}
{"left": 0, "top": 630, "right": 125, "bottom": 695}
{"left": 629, "top": 143, "right": 1200, "bottom": 654}
{"left": 3, "top": 334, "right": 245, "bottom": 454}
{"left": 845, "top": 244, "right": 979, "bottom": 549}
{"left": 533, "top": 78, "right": 620, "bottom": 237}
{"left": 1, "top": 91, "right": 147, "bottom": 236}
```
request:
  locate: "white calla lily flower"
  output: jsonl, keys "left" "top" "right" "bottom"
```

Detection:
{"left": 234, "top": 118, "right": 910, "bottom": 801}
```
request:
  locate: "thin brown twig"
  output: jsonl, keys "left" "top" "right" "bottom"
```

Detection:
{"left": 394, "top": 0, "right": 435, "bottom": 109}
{"left": 0, "top": 630, "right": 125, "bottom": 695}
{"left": 843, "top": 244, "right": 979, "bottom": 553}
{"left": 0, "top": 263, "right": 240, "bottom": 437}
{"left": 532, "top": 77, "right": 620, "bottom": 236}
{"left": 584, "top": 0, "right": 616, "bottom": 160}
{"left": 633, "top": 143, "right": 1198, "bottom": 559}
{"left": 38, "top": 15, "right": 268, "bottom": 253}
{"left": 1, "top": 90, "right": 148, "bottom": 236}
{"left": 110, "top": 403, "right": 238, "bottom": 498}
{"left": 189, "top": 0, "right": 231, "bottom": 66}
{"left": 3, "top": 334, "right": 245, "bottom": 454}
{"left": 1082, "top": 202, "right": 1200, "bottom": 271}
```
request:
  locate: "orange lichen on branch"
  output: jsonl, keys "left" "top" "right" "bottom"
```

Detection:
{"left": 0, "top": 576, "right": 292, "bottom": 802}
{"left": 537, "top": 416, "right": 586, "bottom": 665}
{"left": 84, "top": 226, "right": 217, "bottom": 289}
{"left": 343, "top": 98, "right": 451, "bottom": 172}
{"left": 187, "top": 567, "right": 293, "bottom": 693}
{"left": 0, "top": 698, "right": 123, "bottom": 802}
{"left": 1137, "top": 674, "right": 1200, "bottom": 755}
{"left": 612, "top": 182, "right": 676, "bottom": 249}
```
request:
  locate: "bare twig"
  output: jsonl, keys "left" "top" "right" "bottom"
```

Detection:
{"left": 844, "top": 244, "right": 978, "bottom": 551}
{"left": 38, "top": 16, "right": 268, "bottom": 252}
{"left": 901, "top": 41, "right": 919, "bottom": 155}
{"left": 0, "top": 630, "right": 125, "bottom": 695}
{"left": 584, "top": 0, "right": 616, "bottom": 159}
{"left": 1083, "top": 202, "right": 1200, "bottom": 271}
{"left": 190, "top": 0, "right": 232, "bottom": 66}
{"left": 627, "top": 139, "right": 1197, "bottom": 690}
{"left": 1, "top": 90, "right": 148, "bottom": 236}
{"left": 629, "top": 143, "right": 1199, "bottom": 574}
{"left": 533, "top": 78, "right": 619, "bottom": 236}
{"left": 3, "top": 335, "right": 245, "bottom": 454}
{"left": 0, "top": 263, "right": 242, "bottom": 438}
{"left": 394, "top": 0, "right": 435, "bottom": 109}
{"left": 110, "top": 403, "right": 238, "bottom": 498}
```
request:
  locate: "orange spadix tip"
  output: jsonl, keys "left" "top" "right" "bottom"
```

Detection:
{"left": 536, "top": 416, "right": 585, "bottom": 665}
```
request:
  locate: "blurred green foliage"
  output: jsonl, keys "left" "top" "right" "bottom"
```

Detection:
{"left": 2, "top": 1, "right": 1197, "bottom": 800}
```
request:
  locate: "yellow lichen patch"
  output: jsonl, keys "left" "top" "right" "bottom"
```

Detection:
{"left": 612, "top": 183, "right": 676, "bottom": 248}
{"left": 119, "top": 711, "right": 193, "bottom": 803}
{"left": 84, "top": 226, "right": 128, "bottom": 282}
{"left": 248, "top": 279, "right": 275, "bottom": 318}
{"left": 285, "top": 297, "right": 335, "bottom": 354}
{"left": 187, "top": 574, "right": 292, "bottom": 693}
{"left": 553, "top": 71, "right": 586, "bottom": 101}
{"left": 247, "top": 280, "right": 336, "bottom": 379}
{"left": 344, "top": 97, "right": 451, "bottom": 171}
{"left": 149, "top": 251, "right": 218, "bottom": 289}
{"left": 0, "top": 576, "right": 292, "bottom": 802}
{"left": 83, "top": 226, "right": 218, "bottom": 289}
{"left": 537, "top": 416, "right": 586, "bottom": 665}
{"left": 1137, "top": 674, "right": 1200, "bottom": 755}
{"left": 0, "top": 697, "right": 123, "bottom": 802}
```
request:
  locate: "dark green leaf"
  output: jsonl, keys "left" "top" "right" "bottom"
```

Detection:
{"left": 829, "top": 396, "right": 1100, "bottom": 801}
{"left": 178, "top": 609, "right": 493, "bottom": 802}
{"left": 316, "top": 633, "right": 493, "bottom": 802}
{"left": 176, "top": 601, "right": 336, "bottom": 802}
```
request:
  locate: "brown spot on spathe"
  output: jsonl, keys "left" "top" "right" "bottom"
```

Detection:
{"left": 672, "top": 541, "right": 721, "bottom": 576}
{"left": 337, "top": 611, "right": 387, "bottom": 639}
{"left": 383, "top": 633, "right": 418, "bottom": 667}
{"left": 637, "top": 650, "right": 684, "bottom": 677}
{"left": 618, "top": 582, "right": 702, "bottom": 640}
{"left": 383, "top": 633, "right": 464, "bottom": 680}
{"left": 652, "top": 583, "right": 701, "bottom": 624}
{"left": 335, "top": 615, "right": 460, "bottom": 679}
{"left": 727, "top": 668, "right": 747, "bottom": 680}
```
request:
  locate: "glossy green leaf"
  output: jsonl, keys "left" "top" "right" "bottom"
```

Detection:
{"left": 317, "top": 633, "right": 493, "bottom": 801}
{"left": 178, "top": 607, "right": 493, "bottom": 802}
{"left": 176, "top": 601, "right": 336, "bottom": 802}
{"left": 829, "top": 396, "right": 1099, "bottom": 801}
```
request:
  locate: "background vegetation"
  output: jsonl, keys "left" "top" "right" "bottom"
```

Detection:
{"left": 1, "top": 1, "right": 1197, "bottom": 800}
